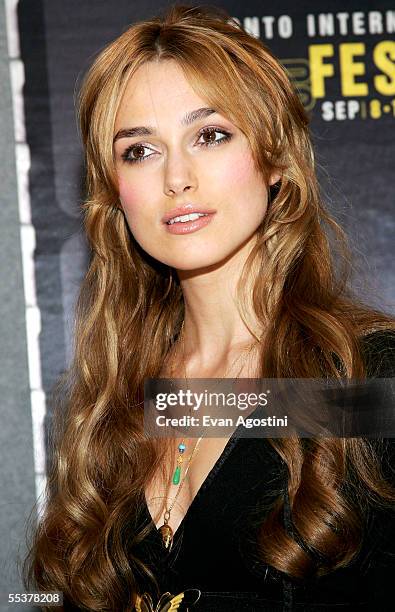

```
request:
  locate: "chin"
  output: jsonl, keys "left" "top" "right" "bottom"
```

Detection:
{"left": 162, "top": 257, "right": 219, "bottom": 272}
{"left": 163, "top": 250, "right": 238, "bottom": 274}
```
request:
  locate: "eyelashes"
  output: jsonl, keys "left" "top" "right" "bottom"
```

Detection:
{"left": 120, "top": 126, "right": 232, "bottom": 165}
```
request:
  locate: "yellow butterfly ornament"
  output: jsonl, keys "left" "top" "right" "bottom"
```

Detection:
{"left": 134, "top": 589, "right": 201, "bottom": 611}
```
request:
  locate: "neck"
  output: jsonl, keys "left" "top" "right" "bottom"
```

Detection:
{"left": 175, "top": 239, "right": 264, "bottom": 375}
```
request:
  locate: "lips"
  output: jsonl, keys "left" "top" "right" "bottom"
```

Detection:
{"left": 167, "top": 212, "right": 209, "bottom": 225}
{"left": 162, "top": 204, "right": 217, "bottom": 224}
{"left": 164, "top": 211, "right": 216, "bottom": 235}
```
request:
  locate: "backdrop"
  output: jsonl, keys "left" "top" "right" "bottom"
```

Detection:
{"left": 1, "top": 1, "right": 394, "bottom": 608}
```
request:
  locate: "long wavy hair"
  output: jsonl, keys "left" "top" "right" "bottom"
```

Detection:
{"left": 24, "top": 3, "right": 395, "bottom": 610}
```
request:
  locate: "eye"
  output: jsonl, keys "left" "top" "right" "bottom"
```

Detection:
{"left": 121, "top": 143, "right": 157, "bottom": 164}
{"left": 196, "top": 127, "right": 232, "bottom": 147}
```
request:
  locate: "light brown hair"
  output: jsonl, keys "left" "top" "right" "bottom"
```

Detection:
{"left": 24, "top": 4, "right": 395, "bottom": 610}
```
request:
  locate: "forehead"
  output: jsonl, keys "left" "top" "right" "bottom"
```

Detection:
{"left": 115, "top": 60, "right": 208, "bottom": 128}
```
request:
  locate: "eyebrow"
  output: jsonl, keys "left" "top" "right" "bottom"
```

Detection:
{"left": 113, "top": 107, "right": 217, "bottom": 143}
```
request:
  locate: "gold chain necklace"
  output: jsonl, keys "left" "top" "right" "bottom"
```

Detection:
{"left": 157, "top": 320, "right": 258, "bottom": 551}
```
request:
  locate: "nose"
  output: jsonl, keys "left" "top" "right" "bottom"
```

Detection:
{"left": 163, "top": 149, "right": 198, "bottom": 197}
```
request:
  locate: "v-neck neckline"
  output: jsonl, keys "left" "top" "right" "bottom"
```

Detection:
{"left": 143, "top": 432, "right": 241, "bottom": 543}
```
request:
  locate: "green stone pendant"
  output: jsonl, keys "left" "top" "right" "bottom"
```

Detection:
{"left": 172, "top": 465, "right": 181, "bottom": 485}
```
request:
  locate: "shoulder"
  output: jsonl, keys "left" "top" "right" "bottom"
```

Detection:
{"left": 359, "top": 328, "right": 395, "bottom": 377}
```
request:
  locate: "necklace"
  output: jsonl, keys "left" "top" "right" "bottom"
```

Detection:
{"left": 157, "top": 321, "right": 258, "bottom": 552}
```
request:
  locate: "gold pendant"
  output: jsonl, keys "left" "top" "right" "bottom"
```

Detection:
{"left": 158, "top": 522, "right": 173, "bottom": 552}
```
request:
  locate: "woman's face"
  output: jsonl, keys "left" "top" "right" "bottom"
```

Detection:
{"left": 114, "top": 59, "right": 280, "bottom": 271}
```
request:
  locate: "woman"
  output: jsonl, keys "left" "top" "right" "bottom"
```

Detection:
{"left": 24, "top": 4, "right": 395, "bottom": 611}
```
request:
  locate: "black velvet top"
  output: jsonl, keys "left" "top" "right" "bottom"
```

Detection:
{"left": 65, "top": 331, "right": 395, "bottom": 611}
{"left": 136, "top": 440, "right": 395, "bottom": 610}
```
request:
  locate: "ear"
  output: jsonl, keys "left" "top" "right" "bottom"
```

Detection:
{"left": 269, "top": 170, "right": 281, "bottom": 186}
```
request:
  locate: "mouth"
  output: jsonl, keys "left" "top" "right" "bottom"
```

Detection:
{"left": 161, "top": 204, "right": 217, "bottom": 225}
{"left": 166, "top": 212, "right": 209, "bottom": 225}
{"left": 164, "top": 211, "right": 216, "bottom": 235}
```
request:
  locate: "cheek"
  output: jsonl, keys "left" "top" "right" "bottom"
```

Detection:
{"left": 222, "top": 151, "right": 268, "bottom": 222}
{"left": 118, "top": 176, "right": 139, "bottom": 211}
{"left": 219, "top": 150, "right": 264, "bottom": 192}
{"left": 118, "top": 175, "right": 151, "bottom": 236}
